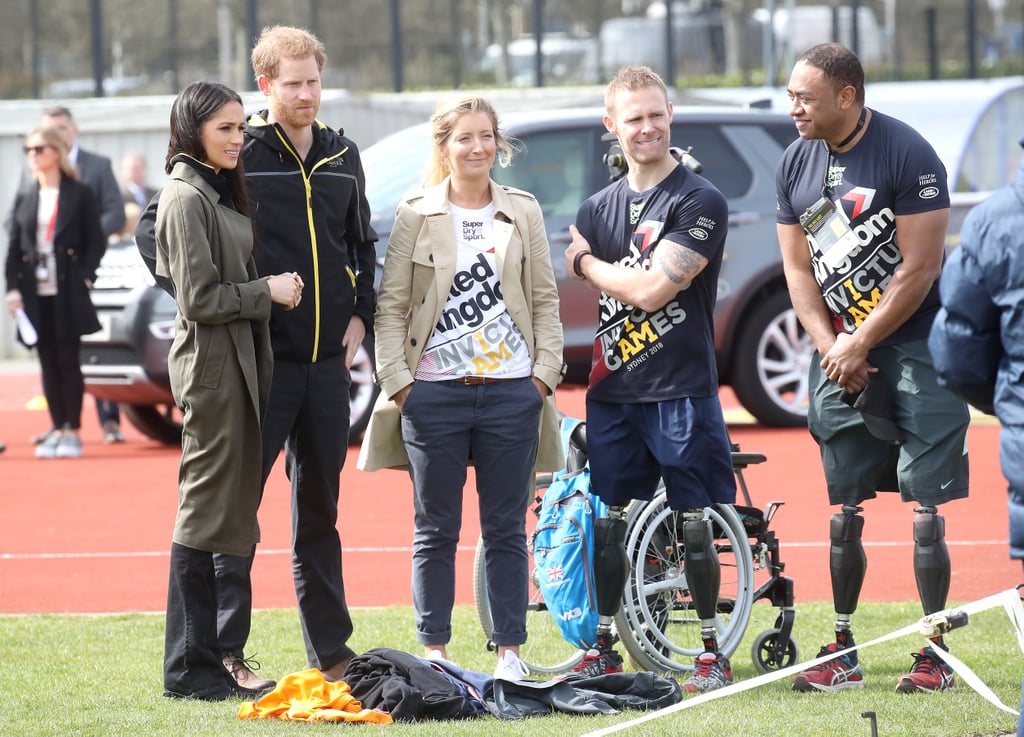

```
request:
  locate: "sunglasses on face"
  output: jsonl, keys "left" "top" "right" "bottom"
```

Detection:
{"left": 23, "top": 145, "right": 49, "bottom": 155}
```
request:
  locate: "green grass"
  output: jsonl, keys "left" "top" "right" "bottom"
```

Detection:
{"left": 0, "top": 601, "right": 1019, "bottom": 737}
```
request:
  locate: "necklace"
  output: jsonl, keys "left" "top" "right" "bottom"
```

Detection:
{"left": 832, "top": 107, "right": 867, "bottom": 151}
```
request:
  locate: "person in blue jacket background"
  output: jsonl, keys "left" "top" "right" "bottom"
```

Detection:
{"left": 928, "top": 137, "right": 1024, "bottom": 736}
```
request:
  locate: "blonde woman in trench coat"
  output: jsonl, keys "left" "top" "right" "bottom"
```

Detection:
{"left": 359, "top": 95, "right": 563, "bottom": 681}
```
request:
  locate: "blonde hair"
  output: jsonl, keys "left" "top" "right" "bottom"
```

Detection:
{"left": 27, "top": 127, "right": 78, "bottom": 181}
{"left": 424, "top": 95, "right": 515, "bottom": 187}
{"left": 251, "top": 25, "right": 326, "bottom": 81}
{"left": 604, "top": 65, "right": 670, "bottom": 115}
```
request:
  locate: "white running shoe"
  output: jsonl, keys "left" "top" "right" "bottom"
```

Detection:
{"left": 493, "top": 650, "right": 530, "bottom": 681}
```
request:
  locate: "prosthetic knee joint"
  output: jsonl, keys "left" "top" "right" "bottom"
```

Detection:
{"left": 593, "top": 507, "right": 630, "bottom": 622}
{"left": 913, "top": 505, "right": 950, "bottom": 615}
{"left": 830, "top": 505, "right": 867, "bottom": 618}
{"left": 681, "top": 510, "right": 720, "bottom": 624}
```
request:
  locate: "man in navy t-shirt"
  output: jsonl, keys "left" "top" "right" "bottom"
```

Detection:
{"left": 564, "top": 65, "right": 737, "bottom": 694}
{"left": 776, "top": 42, "right": 969, "bottom": 695}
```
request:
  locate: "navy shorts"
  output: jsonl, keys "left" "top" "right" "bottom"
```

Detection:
{"left": 585, "top": 395, "right": 736, "bottom": 511}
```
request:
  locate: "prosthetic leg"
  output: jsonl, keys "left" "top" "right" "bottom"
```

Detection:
{"left": 681, "top": 511, "right": 722, "bottom": 653}
{"left": 792, "top": 505, "right": 868, "bottom": 691}
{"left": 830, "top": 505, "right": 867, "bottom": 662}
{"left": 591, "top": 508, "right": 630, "bottom": 637}
{"left": 913, "top": 505, "right": 951, "bottom": 649}
{"left": 894, "top": 505, "right": 956, "bottom": 693}
{"left": 571, "top": 507, "right": 630, "bottom": 677}
{"left": 680, "top": 509, "right": 735, "bottom": 693}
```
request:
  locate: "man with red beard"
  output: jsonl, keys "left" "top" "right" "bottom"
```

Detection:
{"left": 212, "top": 25, "right": 376, "bottom": 688}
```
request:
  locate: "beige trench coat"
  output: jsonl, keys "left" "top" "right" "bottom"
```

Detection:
{"left": 358, "top": 178, "right": 564, "bottom": 473}
{"left": 156, "top": 159, "right": 274, "bottom": 556}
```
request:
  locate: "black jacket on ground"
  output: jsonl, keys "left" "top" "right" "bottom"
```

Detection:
{"left": 343, "top": 647, "right": 682, "bottom": 722}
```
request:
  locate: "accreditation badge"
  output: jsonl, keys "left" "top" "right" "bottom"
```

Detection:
{"left": 799, "top": 196, "right": 859, "bottom": 270}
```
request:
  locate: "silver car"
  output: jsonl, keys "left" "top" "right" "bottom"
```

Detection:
{"left": 364, "top": 105, "right": 810, "bottom": 426}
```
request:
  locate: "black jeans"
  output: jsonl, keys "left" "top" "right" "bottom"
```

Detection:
{"left": 211, "top": 354, "right": 356, "bottom": 670}
{"left": 164, "top": 543, "right": 235, "bottom": 699}
{"left": 35, "top": 296, "right": 83, "bottom": 430}
{"left": 213, "top": 547, "right": 255, "bottom": 657}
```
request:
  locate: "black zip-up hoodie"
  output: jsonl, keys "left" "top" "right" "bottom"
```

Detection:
{"left": 243, "top": 112, "right": 377, "bottom": 363}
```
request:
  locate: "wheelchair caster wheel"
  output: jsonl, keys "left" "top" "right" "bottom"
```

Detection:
{"left": 751, "top": 627, "right": 799, "bottom": 674}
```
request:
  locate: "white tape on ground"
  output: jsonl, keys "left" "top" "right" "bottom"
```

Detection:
{"left": 579, "top": 588, "right": 1024, "bottom": 737}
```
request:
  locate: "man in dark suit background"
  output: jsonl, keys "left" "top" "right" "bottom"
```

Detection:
{"left": 37, "top": 107, "right": 126, "bottom": 445}
{"left": 119, "top": 151, "right": 157, "bottom": 209}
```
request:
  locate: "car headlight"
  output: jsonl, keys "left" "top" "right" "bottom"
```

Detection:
{"left": 149, "top": 320, "right": 175, "bottom": 341}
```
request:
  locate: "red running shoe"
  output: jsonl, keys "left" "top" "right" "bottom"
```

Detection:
{"left": 565, "top": 635, "right": 623, "bottom": 679}
{"left": 792, "top": 643, "right": 864, "bottom": 692}
{"left": 896, "top": 648, "right": 955, "bottom": 693}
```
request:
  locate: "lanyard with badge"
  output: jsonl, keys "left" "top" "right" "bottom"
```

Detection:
{"left": 798, "top": 107, "right": 866, "bottom": 269}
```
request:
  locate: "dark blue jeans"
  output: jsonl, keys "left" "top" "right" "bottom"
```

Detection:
{"left": 1018, "top": 679, "right": 1024, "bottom": 737}
{"left": 401, "top": 378, "right": 542, "bottom": 648}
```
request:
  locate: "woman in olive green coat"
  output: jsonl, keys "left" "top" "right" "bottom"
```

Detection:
{"left": 156, "top": 81, "right": 302, "bottom": 701}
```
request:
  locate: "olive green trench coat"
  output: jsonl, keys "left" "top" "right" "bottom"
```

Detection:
{"left": 156, "top": 159, "right": 274, "bottom": 556}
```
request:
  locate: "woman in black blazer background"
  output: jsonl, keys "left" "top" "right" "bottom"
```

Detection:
{"left": 4, "top": 126, "right": 105, "bottom": 459}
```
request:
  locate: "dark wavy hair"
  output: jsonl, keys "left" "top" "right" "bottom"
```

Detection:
{"left": 165, "top": 81, "right": 250, "bottom": 215}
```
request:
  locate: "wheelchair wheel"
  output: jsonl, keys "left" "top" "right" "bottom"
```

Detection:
{"left": 751, "top": 627, "right": 800, "bottom": 674}
{"left": 473, "top": 475, "right": 586, "bottom": 675}
{"left": 614, "top": 494, "right": 755, "bottom": 674}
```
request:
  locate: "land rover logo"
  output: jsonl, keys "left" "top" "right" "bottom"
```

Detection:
{"left": 919, "top": 186, "right": 939, "bottom": 199}
{"left": 688, "top": 228, "right": 709, "bottom": 241}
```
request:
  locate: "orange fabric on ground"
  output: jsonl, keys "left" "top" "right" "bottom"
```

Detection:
{"left": 237, "top": 668, "right": 393, "bottom": 724}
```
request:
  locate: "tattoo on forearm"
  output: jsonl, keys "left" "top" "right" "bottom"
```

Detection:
{"left": 659, "top": 246, "right": 702, "bottom": 285}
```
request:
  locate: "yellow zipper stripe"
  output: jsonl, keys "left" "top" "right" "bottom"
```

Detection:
{"left": 271, "top": 127, "right": 348, "bottom": 362}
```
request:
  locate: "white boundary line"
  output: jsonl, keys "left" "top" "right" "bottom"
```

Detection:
{"left": 0, "top": 539, "right": 1010, "bottom": 561}
{"left": 579, "top": 589, "right": 1024, "bottom": 737}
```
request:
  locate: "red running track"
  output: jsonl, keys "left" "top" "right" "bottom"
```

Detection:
{"left": 0, "top": 362, "right": 1019, "bottom": 615}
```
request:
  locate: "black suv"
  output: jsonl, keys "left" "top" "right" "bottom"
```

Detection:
{"left": 81, "top": 104, "right": 808, "bottom": 445}
{"left": 79, "top": 240, "right": 379, "bottom": 445}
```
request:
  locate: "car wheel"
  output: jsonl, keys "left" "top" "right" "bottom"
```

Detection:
{"left": 730, "top": 289, "right": 813, "bottom": 427}
{"left": 347, "top": 335, "right": 379, "bottom": 445}
{"left": 122, "top": 402, "right": 183, "bottom": 445}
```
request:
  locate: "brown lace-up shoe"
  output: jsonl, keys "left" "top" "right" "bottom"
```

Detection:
{"left": 223, "top": 654, "right": 277, "bottom": 692}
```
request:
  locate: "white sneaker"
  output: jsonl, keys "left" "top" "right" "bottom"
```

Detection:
{"left": 56, "top": 433, "right": 83, "bottom": 459}
{"left": 493, "top": 650, "right": 530, "bottom": 681}
{"left": 35, "top": 432, "right": 61, "bottom": 459}
{"left": 424, "top": 649, "right": 459, "bottom": 668}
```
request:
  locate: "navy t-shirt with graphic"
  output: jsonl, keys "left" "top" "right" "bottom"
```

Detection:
{"left": 576, "top": 164, "right": 728, "bottom": 403}
{"left": 775, "top": 109, "right": 950, "bottom": 344}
